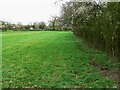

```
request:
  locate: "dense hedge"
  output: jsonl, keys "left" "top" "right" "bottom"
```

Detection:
{"left": 61, "top": 2, "right": 120, "bottom": 59}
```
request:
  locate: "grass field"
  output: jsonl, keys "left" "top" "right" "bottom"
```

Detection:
{"left": 2, "top": 31, "right": 118, "bottom": 88}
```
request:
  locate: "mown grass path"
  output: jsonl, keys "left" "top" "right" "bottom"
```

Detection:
{"left": 2, "top": 31, "right": 117, "bottom": 88}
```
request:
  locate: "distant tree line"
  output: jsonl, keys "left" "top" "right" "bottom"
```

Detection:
{"left": 0, "top": 18, "right": 65, "bottom": 31}
{"left": 59, "top": 1, "right": 120, "bottom": 59}
{"left": 0, "top": 21, "right": 46, "bottom": 31}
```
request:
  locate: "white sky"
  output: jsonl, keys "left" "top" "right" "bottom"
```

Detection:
{"left": 0, "top": 0, "right": 118, "bottom": 25}
{"left": 0, "top": 0, "right": 63, "bottom": 25}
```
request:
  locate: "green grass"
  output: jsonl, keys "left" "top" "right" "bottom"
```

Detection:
{"left": 2, "top": 31, "right": 118, "bottom": 88}
{"left": 0, "top": 31, "right": 2, "bottom": 89}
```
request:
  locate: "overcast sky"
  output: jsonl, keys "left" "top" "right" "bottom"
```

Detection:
{"left": 0, "top": 0, "right": 64, "bottom": 25}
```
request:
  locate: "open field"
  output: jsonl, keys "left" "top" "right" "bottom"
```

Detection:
{"left": 2, "top": 31, "right": 118, "bottom": 88}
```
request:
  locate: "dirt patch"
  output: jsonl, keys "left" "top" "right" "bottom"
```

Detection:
{"left": 89, "top": 60, "right": 120, "bottom": 87}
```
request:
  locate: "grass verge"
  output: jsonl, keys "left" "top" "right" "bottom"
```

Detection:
{"left": 2, "top": 31, "right": 118, "bottom": 88}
